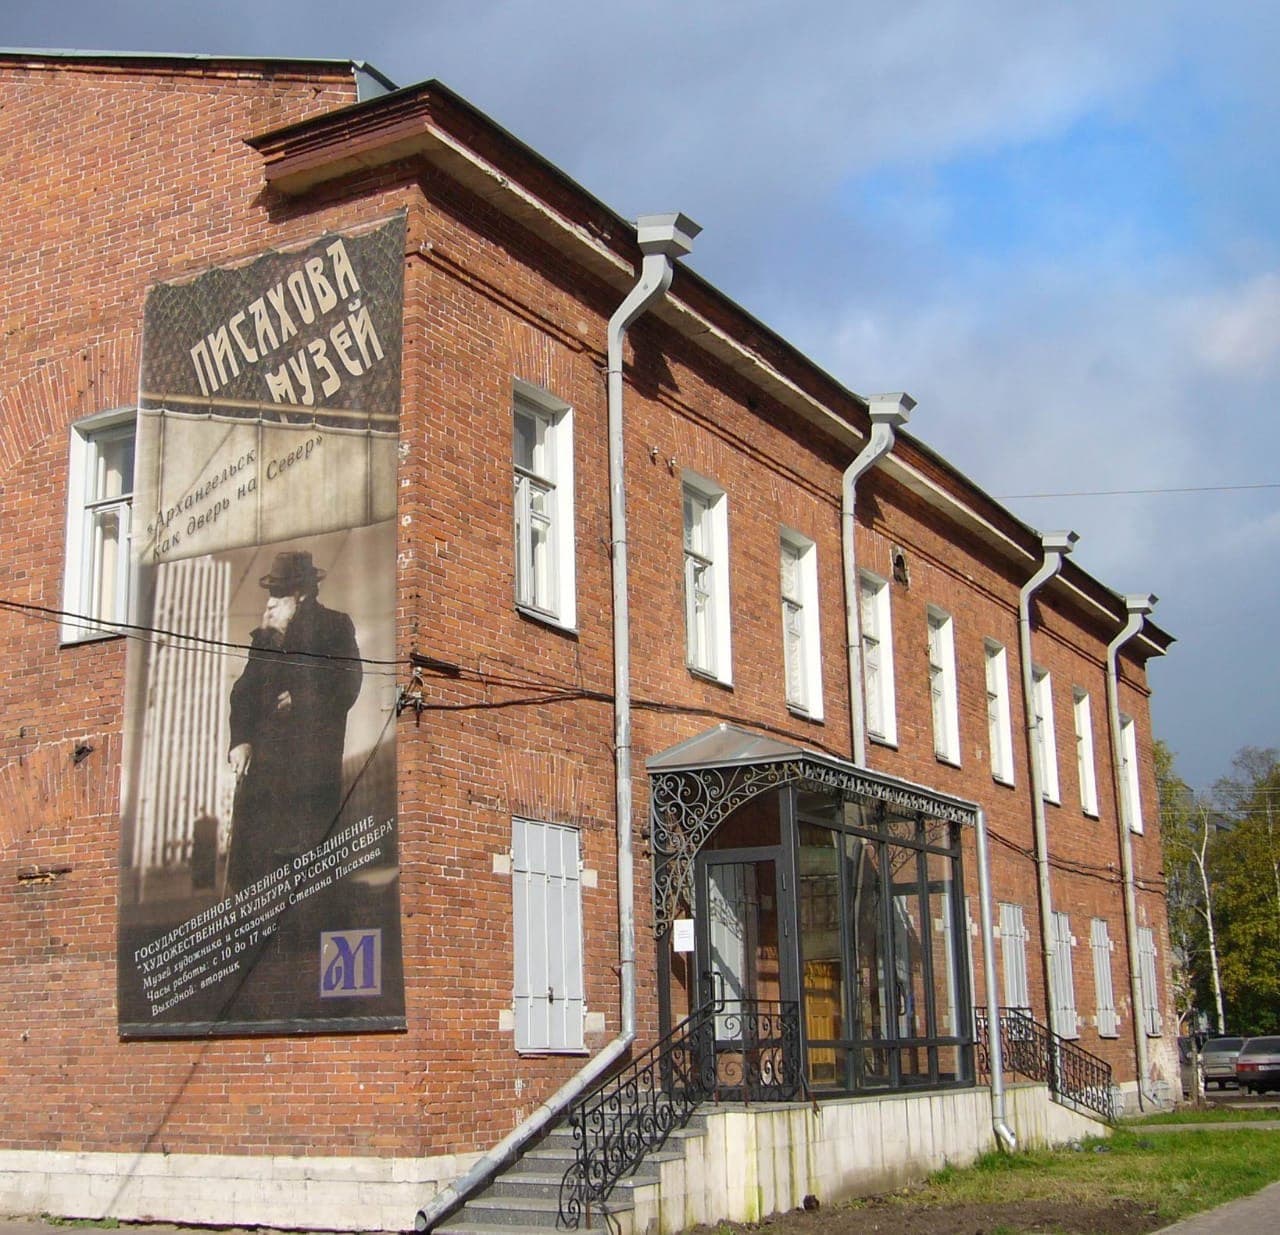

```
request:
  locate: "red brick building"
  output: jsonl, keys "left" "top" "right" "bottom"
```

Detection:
{"left": 0, "top": 51, "right": 1175, "bottom": 1233}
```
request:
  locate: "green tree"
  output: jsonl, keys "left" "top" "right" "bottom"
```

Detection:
{"left": 1210, "top": 748, "right": 1280, "bottom": 1034}
{"left": 1157, "top": 740, "right": 1225, "bottom": 1034}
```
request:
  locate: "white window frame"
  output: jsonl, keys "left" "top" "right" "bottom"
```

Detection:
{"left": 682, "top": 472, "right": 732, "bottom": 684}
{"left": 779, "top": 529, "right": 823, "bottom": 720}
{"left": 1049, "top": 911, "right": 1079, "bottom": 1038}
{"left": 927, "top": 606, "right": 960, "bottom": 764}
{"left": 1090, "top": 917, "right": 1119, "bottom": 1037}
{"left": 984, "top": 640, "right": 1014, "bottom": 785}
{"left": 859, "top": 570, "right": 897, "bottom": 745}
{"left": 998, "top": 902, "right": 1031, "bottom": 1013}
{"left": 1120, "top": 713, "right": 1144, "bottom": 834}
{"left": 1073, "top": 688, "right": 1100, "bottom": 817}
{"left": 61, "top": 408, "right": 136, "bottom": 644}
{"left": 513, "top": 382, "right": 576, "bottom": 631}
{"left": 1032, "top": 667, "right": 1061, "bottom": 803}
{"left": 1137, "top": 926, "right": 1161, "bottom": 1037}
{"left": 512, "top": 818, "right": 585, "bottom": 1053}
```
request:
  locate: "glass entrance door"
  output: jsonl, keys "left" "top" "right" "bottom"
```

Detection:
{"left": 695, "top": 848, "right": 797, "bottom": 1099}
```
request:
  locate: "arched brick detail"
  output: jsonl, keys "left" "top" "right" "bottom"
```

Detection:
{"left": 0, "top": 336, "right": 139, "bottom": 476}
{"left": 0, "top": 733, "right": 123, "bottom": 861}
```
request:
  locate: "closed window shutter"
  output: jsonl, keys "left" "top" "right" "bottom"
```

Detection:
{"left": 999, "top": 903, "right": 1030, "bottom": 1011}
{"left": 1050, "top": 912, "right": 1078, "bottom": 1037}
{"left": 1138, "top": 927, "right": 1161, "bottom": 1037}
{"left": 1091, "top": 918, "right": 1119, "bottom": 1037}
{"left": 513, "top": 819, "right": 584, "bottom": 1052}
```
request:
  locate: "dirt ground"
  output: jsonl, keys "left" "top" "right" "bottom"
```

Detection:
{"left": 694, "top": 1195, "right": 1163, "bottom": 1235}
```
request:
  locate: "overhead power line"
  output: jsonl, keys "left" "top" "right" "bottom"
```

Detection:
{"left": 997, "top": 481, "right": 1279, "bottom": 500}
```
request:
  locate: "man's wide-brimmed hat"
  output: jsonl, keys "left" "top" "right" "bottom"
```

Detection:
{"left": 259, "top": 550, "right": 326, "bottom": 593}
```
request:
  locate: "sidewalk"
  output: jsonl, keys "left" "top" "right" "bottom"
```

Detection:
{"left": 1153, "top": 1178, "right": 1280, "bottom": 1235}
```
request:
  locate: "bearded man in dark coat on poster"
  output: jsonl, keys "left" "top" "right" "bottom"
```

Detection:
{"left": 225, "top": 550, "right": 362, "bottom": 896}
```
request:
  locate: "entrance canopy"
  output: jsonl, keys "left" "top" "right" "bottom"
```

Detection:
{"left": 647, "top": 724, "right": 978, "bottom": 936}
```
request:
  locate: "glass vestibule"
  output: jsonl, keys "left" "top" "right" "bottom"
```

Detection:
{"left": 793, "top": 789, "right": 972, "bottom": 1092}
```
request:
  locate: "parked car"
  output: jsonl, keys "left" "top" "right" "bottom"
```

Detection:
{"left": 1200, "top": 1036, "right": 1244, "bottom": 1088}
{"left": 1235, "top": 1036, "right": 1280, "bottom": 1094}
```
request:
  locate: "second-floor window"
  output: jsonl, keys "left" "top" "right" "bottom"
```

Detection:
{"left": 860, "top": 571, "right": 896, "bottom": 744}
{"left": 682, "top": 473, "right": 731, "bottom": 683}
{"left": 927, "top": 607, "right": 959, "bottom": 764}
{"left": 780, "top": 530, "right": 822, "bottom": 719}
{"left": 985, "top": 639, "right": 1014, "bottom": 784}
{"left": 513, "top": 384, "right": 575, "bottom": 629}
{"left": 1032, "top": 667, "right": 1060, "bottom": 802}
{"left": 1074, "top": 687, "right": 1099, "bottom": 816}
{"left": 62, "top": 409, "right": 136, "bottom": 643}
{"left": 1120, "top": 714, "right": 1144, "bottom": 833}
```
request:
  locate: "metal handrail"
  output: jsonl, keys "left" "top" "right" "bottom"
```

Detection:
{"left": 975, "top": 1005, "right": 1115, "bottom": 1122}
{"left": 557, "top": 999, "right": 801, "bottom": 1229}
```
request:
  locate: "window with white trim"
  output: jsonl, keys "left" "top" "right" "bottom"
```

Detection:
{"left": 985, "top": 640, "right": 1014, "bottom": 784}
{"left": 1137, "top": 926, "right": 1161, "bottom": 1037}
{"left": 927, "top": 607, "right": 960, "bottom": 764}
{"left": 513, "top": 383, "right": 576, "bottom": 629}
{"left": 1049, "top": 911, "right": 1078, "bottom": 1038}
{"left": 682, "top": 473, "right": 731, "bottom": 683}
{"left": 512, "top": 818, "right": 585, "bottom": 1053}
{"left": 1120, "top": 713, "right": 1144, "bottom": 834}
{"left": 780, "top": 530, "right": 822, "bottom": 719}
{"left": 998, "top": 902, "right": 1031, "bottom": 1013}
{"left": 1090, "top": 917, "right": 1119, "bottom": 1037}
{"left": 1032, "top": 667, "right": 1060, "bottom": 803}
{"left": 62, "top": 409, "right": 136, "bottom": 644}
{"left": 1073, "top": 688, "right": 1099, "bottom": 816}
{"left": 859, "top": 570, "right": 896, "bottom": 744}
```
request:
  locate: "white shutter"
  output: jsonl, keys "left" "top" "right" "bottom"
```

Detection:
{"left": 1138, "top": 927, "right": 1161, "bottom": 1037}
{"left": 513, "top": 819, "right": 584, "bottom": 1052}
{"left": 1091, "top": 918, "right": 1119, "bottom": 1037}
{"left": 1050, "top": 911, "right": 1078, "bottom": 1037}
{"left": 999, "top": 903, "right": 1030, "bottom": 1011}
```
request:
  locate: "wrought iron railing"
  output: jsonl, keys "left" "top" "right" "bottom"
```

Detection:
{"left": 557, "top": 999, "right": 801, "bottom": 1229}
{"left": 975, "top": 1006, "right": 1115, "bottom": 1123}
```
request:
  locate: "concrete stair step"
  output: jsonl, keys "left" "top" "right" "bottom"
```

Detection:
{"left": 452, "top": 1193, "right": 632, "bottom": 1229}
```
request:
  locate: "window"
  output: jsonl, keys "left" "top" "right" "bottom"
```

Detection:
{"left": 1073, "top": 688, "right": 1099, "bottom": 816}
{"left": 682, "top": 473, "right": 731, "bottom": 682}
{"left": 1049, "top": 911, "right": 1078, "bottom": 1038}
{"left": 1120, "top": 714, "right": 1144, "bottom": 833}
{"left": 513, "top": 383, "right": 576, "bottom": 629}
{"left": 1032, "top": 667, "right": 1060, "bottom": 803}
{"left": 62, "top": 409, "right": 136, "bottom": 643}
{"left": 859, "top": 571, "right": 897, "bottom": 744}
{"left": 998, "top": 902, "right": 1030, "bottom": 1013}
{"left": 927, "top": 607, "right": 959, "bottom": 764}
{"left": 984, "top": 640, "right": 1014, "bottom": 784}
{"left": 1090, "top": 918, "right": 1119, "bottom": 1037}
{"left": 780, "top": 530, "right": 822, "bottom": 719}
{"left": 512, "top": 818, "right": 585, "bottom": 1052}
{"left": 1137, "top": 926, "right": 1161, "bottom": 1037}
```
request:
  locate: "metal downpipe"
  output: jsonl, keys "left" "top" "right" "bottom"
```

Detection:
{"left": 975, "top": 807, "right": 1017, "bottom": 1151}
{"left": 1106, "top": 593, "right": 1157, "bottom": 1112}
{"left": 415, "top": 213, "right": 699, "bottom": 1232}
{"left": 842, "top": 394, "right": 913, "bottom": 765}
{"left": 1017, "top": 531, "right": 1077, "bottom": 1044}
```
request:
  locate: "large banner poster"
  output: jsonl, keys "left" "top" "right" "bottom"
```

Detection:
{"left": 118, "top": 215, "right": 407, "bottom": 1037}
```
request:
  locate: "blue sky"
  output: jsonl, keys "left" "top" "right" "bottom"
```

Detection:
{"left": 5, "top": 0, "right": 1277, "bottom": 790}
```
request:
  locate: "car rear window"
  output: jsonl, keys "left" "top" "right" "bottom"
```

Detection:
{"left": 1204, "top": 1038, "right": 1244, "bottom": 1053}
{"left": 1239, "top": 1037, "right": 1280, "bottom": 1054}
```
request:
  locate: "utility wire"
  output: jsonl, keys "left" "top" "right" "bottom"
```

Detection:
{"left": 997, "top": 481, "right": 1279, "bottom": 500}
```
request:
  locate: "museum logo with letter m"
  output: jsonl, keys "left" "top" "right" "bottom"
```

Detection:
{"left": 320, "top": 929, "right": 383, "bottom": 997}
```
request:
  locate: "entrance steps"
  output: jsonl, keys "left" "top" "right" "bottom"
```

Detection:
{"left": 433, "top": 1119, "right": 709, "bottom": 1235}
